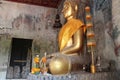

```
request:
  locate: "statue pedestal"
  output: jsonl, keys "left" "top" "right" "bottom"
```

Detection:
{"left": 27, "top": 71, "right": 120, "bottom": 80}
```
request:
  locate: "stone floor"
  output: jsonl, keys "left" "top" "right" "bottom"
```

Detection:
{"left": 27, "top": 71, "right": 120, "bottom": 80}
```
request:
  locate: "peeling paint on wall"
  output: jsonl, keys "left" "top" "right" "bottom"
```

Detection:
{"left": 0, "top": 1, "right": 58, "bottom": 79}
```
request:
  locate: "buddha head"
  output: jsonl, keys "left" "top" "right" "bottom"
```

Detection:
{"left": 62, "top": 0, "right": 78, "bottom": 20}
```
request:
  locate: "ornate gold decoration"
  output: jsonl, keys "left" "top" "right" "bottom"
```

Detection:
{"left": 85, "top": 6, "right": 96, "bottom": 74}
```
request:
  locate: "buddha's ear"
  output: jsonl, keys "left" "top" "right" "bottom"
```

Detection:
{"left": 75, "top": 5, "right": 78, "bottom": 12}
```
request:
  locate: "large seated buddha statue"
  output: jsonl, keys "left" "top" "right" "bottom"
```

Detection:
{"left": 47, "top": 0, "right": 90, "bottom": 75}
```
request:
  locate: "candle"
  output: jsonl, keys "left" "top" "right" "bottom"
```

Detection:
{"left": 86, "top": 15, "right": 92, "bottom": 20}
{"left": 87, "top": 32, "right": 95, "bottom": 37}
{"left": 85, "top": 6, "right": 90, "bottom": 12}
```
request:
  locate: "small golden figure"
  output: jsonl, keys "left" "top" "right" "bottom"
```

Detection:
{"left": 31, "top": 55, "right": 40, "bottom": 74}
{"left": 40, "top": 52, "right": 48, "bottom": 74}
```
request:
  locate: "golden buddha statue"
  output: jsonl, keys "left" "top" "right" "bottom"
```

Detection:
{"left": 48, "top": 0, "right": 89, "bottom": 75}
{"left": 59, "top": 0, "right": 84, "bottom": 55}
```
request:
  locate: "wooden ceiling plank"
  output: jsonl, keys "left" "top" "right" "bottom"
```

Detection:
{"left": 6, "top": 0, "right": 62, "bottom": 8}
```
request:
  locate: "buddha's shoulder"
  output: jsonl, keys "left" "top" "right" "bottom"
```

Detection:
{"left": 69, "top": 18, "right": 83, "bottom": 23}
{"left": 64, "top": 19, "right": 83, "bottom": 27}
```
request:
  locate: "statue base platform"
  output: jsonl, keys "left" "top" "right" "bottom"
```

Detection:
{"left": 27, "top": 71, "right": 120, "bottom": 80}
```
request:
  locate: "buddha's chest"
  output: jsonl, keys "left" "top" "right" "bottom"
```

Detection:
{"left": 66, "top": 38, "right": 73, "bottom": 47}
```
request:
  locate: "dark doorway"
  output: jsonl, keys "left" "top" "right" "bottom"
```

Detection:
{"left": 7, "top": 38, "right": 33, "bottom": 79}
{"left": 10, "top": 38, "right": 32, "bottom": 67}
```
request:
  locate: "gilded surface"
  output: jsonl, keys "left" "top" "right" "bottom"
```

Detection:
{"left": 58, "top": 0, "right": 84, "bottom": 55}
{"left": 49, "top": 54, "right": 71, "bottom": 75}
{"left": 49, "top": 0, "right": 85, "bottom": 75}
{"left": 58, "top": 18, "right": 84, "bottom": 51}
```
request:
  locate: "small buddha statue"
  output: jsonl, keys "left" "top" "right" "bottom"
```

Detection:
{"left": 48, "top": 0, "right": 90, "bottom": 75}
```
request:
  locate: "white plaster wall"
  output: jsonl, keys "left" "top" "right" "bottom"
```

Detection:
{"left": 112, "top": 0, "right": 120, "bottom": 69}
{"left": 112, "top": 0, "right": 120, "bottom": 47}
{"left": 0, "top": 1, "right": 58, "bottom": 80}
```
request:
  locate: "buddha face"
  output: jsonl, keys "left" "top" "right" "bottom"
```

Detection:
{"left": 62, "top": 2, "right": 74, "bottom": 19}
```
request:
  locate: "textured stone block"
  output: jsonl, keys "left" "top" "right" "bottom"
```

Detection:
{"left": 6, "top": 67, "right": 13, "bottom": 79}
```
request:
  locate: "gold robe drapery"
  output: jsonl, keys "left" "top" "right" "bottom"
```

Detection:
{"left": 58, "top": 18, "right": 84, "bottom": 51}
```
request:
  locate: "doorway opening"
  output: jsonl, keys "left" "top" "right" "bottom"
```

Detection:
{"left": 6, "top": 38, "right": 33, "bottom": 79}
